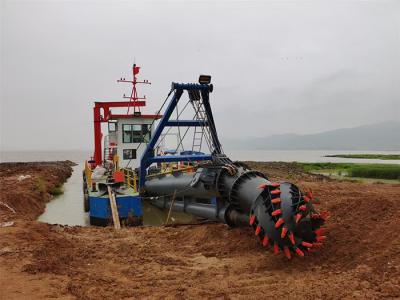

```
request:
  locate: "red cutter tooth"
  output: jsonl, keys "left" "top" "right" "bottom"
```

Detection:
{"left": 320, "top": 211, "right": 330, "bottom": 220}
{"left": 295, "top": 214, "right": 302, "bottom": 224}
{"left": 271, "top": 189, "right": 281, "bottom": 195}
{"left": 273, "top": 244, "right": 280, "bottom": 254}
{"left": 315, "top": 236, "right": 326, "bottom": 242}
{"left": 258, "top": 183, "right": 267, "bottom": 189}
{"left": 270, "top": 182, "right": 280, "bottom": 187}
{"left": 271, "top": 198, "right": 281, "bottom": 204}
{"left": 315, "top": 228, "right": 325, "bottom": 236}
{"left": 307, "top": 191, "right": 313, "bottom": 199}
{"left": 301, "top": 241, "right": 313, "bottom": 248}
{"left": 299, "top": 205, "right": 306, "bottom": 211}
{"left": 262, "top": 236, "right": 269, "bottom": 247}
{"left": 283, "top": 247, "right": 292, "bottom": 260}
{"left": 288, "top": 232, "right": 295, "bottom": 245}
{"left": 303, "top": 196, "right": 310, "bottom": 203}
{"left": 271, "top": 209, "right": 282, "bottom": 217}
{"left": 275, "top": 218, "right": 284, "bottom": 228}
{"left": 281, "top": 227, "right": 288, "bottom": 238}
{"left": 249, "top": 214, "right": 256, "bottom": 225}
{"left": 295, "top": 247, "right": 304, "bottom": 257}
{"left": 255, "top": 225, "right": 261, "bottom": 236}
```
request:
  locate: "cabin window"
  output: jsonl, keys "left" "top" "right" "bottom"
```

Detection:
{"left": 123, "top": 149, "right": 136, "bottom": 160}
{"left": 123, "top": 125, "right": 132, "bottom": 143}
{"left": 108, "top": 122, "right": 117, "bottom": 132}
{"left": 132, "top": 125, "right": 142, "bottom": 143}
{"left": 142, "top": 124, "right": 151, "bottom": 142}
{"left": 123, "top": 124, "right": 151, "bottom": 143}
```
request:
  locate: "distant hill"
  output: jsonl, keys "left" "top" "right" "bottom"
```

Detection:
{"left": 222, "top": 121, "right": 400, "bottom": 150}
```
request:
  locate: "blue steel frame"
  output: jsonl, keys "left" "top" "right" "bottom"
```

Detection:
{"left": 139, "top": 82, "right": 222, "bottom": 189}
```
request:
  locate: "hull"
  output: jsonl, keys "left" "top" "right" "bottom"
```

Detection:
{"left": 83, "top": 170, "right": 143, "bottom": 226}
{"left": 88, "top": 194, "right": 143, "bottom": 226}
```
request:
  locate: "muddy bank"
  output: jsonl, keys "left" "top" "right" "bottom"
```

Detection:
{"left": 0, "top": 161, "right": 399, "bottom": 299}
{"left": 0, "top": 161, "right": 75, "bottom": 222}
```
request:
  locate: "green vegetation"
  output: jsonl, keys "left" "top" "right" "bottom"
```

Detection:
{"left": 49, "top": 184, "right": 64, "bottom": 196}
{"left": 36, "top": 177, "right": 47, "bottom": 194}
{"left": 298, "top": 162, "right": 354, "bottom": 173}
{"left": 348, "top": 165, "right": 400, "bottom": 180}
{"left": 325, "top": 154, "right": 400, "bottom": 160}
{"left": 36, "top": 178, "right": 64, "bottom": 196}
{"left": 297, "top": 162, "right": 400, "bottom": 180}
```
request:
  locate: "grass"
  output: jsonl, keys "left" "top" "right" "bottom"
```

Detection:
{"left": 325, "top": 154, "right": 400, "bottom": 160}
{"left": 49, "top": 184, "right": 64, "bottom": 196}
{"left": 36, "top": 177, "right": 47, "bottom": 194}
{"left": 298, "top": 162, "right": 354, "bottom": 172}
{"left": 297, "top": 162, "right": 400, "bottom": 180}
{"left": 36, "top": 178, "right": 64, "bottom": 196}
{"left": 348, "top": 165, "right": 400, "bottom": 180}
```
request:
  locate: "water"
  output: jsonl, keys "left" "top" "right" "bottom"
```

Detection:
{"left": 38, "top": 163, "right": 89, "bottom": 226}
{"left": 2, "top": 149, "right": 399, "bottom": 226}
{"left": 142, "top": 202, "right": 194, "bottom": 226}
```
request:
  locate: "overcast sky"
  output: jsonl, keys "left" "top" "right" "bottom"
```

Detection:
{"left": 1, "top": 0, "right": 399, "bottom": 151}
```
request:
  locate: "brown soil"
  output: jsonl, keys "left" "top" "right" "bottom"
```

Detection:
{"left": 0, "top": 161, "right": 74, "bottom": 222}
{"left": 1, "top": 161, "right": 399, "bottom": 299}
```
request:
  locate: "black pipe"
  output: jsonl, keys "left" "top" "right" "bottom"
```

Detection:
{"left": 150, "top": 198, "right": 227, "bottom": 222}
{"left": 144, "top": 169, "right": 216, "bottom": 199}
{"left": 144, "top": 163, "right": 326, "bottom": 258}
{"left": 144, "top": 166, "right": 271, "bottom": 224}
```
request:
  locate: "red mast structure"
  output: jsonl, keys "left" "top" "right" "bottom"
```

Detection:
{"left": 92, "top": 64, "right": 151, "bottom": 166}
{"left": 117, "top": 64, "right": 151, "bottom": 115}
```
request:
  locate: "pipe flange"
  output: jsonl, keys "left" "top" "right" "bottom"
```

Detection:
{"left": 229, "top": 170, "right": 268, "bottom": 206}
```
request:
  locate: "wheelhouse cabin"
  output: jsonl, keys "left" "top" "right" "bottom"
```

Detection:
{"left": 104, "top": 113, "right": 161, "bottom": 169}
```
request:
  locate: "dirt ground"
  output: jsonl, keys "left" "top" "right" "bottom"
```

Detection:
{"left": 0, "top": 161, "right": 399, "bottom": 299}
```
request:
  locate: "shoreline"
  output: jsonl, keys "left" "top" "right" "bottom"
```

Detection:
{"left": 0, "top": 161, "right": 75, "bottom": 223}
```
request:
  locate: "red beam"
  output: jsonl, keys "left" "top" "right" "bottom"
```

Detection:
{"left": 95, "top": 101, "right": 146, "bottom": 107}
{"left": 93, "top": 107, "right": 102, "bottom": 166}
{"left": 110, "top": 114, "right": 162, "bottom": 119}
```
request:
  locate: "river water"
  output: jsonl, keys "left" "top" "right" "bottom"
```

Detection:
{"left": 1, "top": 149, "right": 399, "bottom": 226}
{"left": 38, "top": 163, "right": 90, "bottom": 226}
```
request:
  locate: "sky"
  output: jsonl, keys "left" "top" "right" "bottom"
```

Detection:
{"left": 1, "top": 0, "right": 399, "bottom": 151}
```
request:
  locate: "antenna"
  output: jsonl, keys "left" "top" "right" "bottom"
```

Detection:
{"left": 117, "top": 63, "right": 151, "bottom": 114}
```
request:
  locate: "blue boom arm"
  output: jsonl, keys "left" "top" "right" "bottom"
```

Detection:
{"left": 139, "top": 82, "right": 220, "bottom": 189}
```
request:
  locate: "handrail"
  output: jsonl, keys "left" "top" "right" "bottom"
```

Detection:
{"left": 85, "top": 161, "right": 92, "bottom": 188}
{"left": 121, "top": 168, "right": 138, "bottom": 193}
{"left": 121, "top": 164, "right": 194, "bottom": 191}
{"left": 113, "top": 155, "right": 120, "bottom": 171}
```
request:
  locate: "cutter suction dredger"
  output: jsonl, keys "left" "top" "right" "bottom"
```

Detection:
{"left": 140, "top": 77, "right": 327, "bottom": 259}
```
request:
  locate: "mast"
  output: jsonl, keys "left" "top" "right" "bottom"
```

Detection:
{"left": 117, "top": 64, "right": 151, "bottom": 115}
{"left": 92, "top": 64, "right": 150, "bottom": 166}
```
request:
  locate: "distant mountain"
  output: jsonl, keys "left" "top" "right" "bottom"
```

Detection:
{"left": 222, "top": 121, "right": 400, "bottom": 150}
